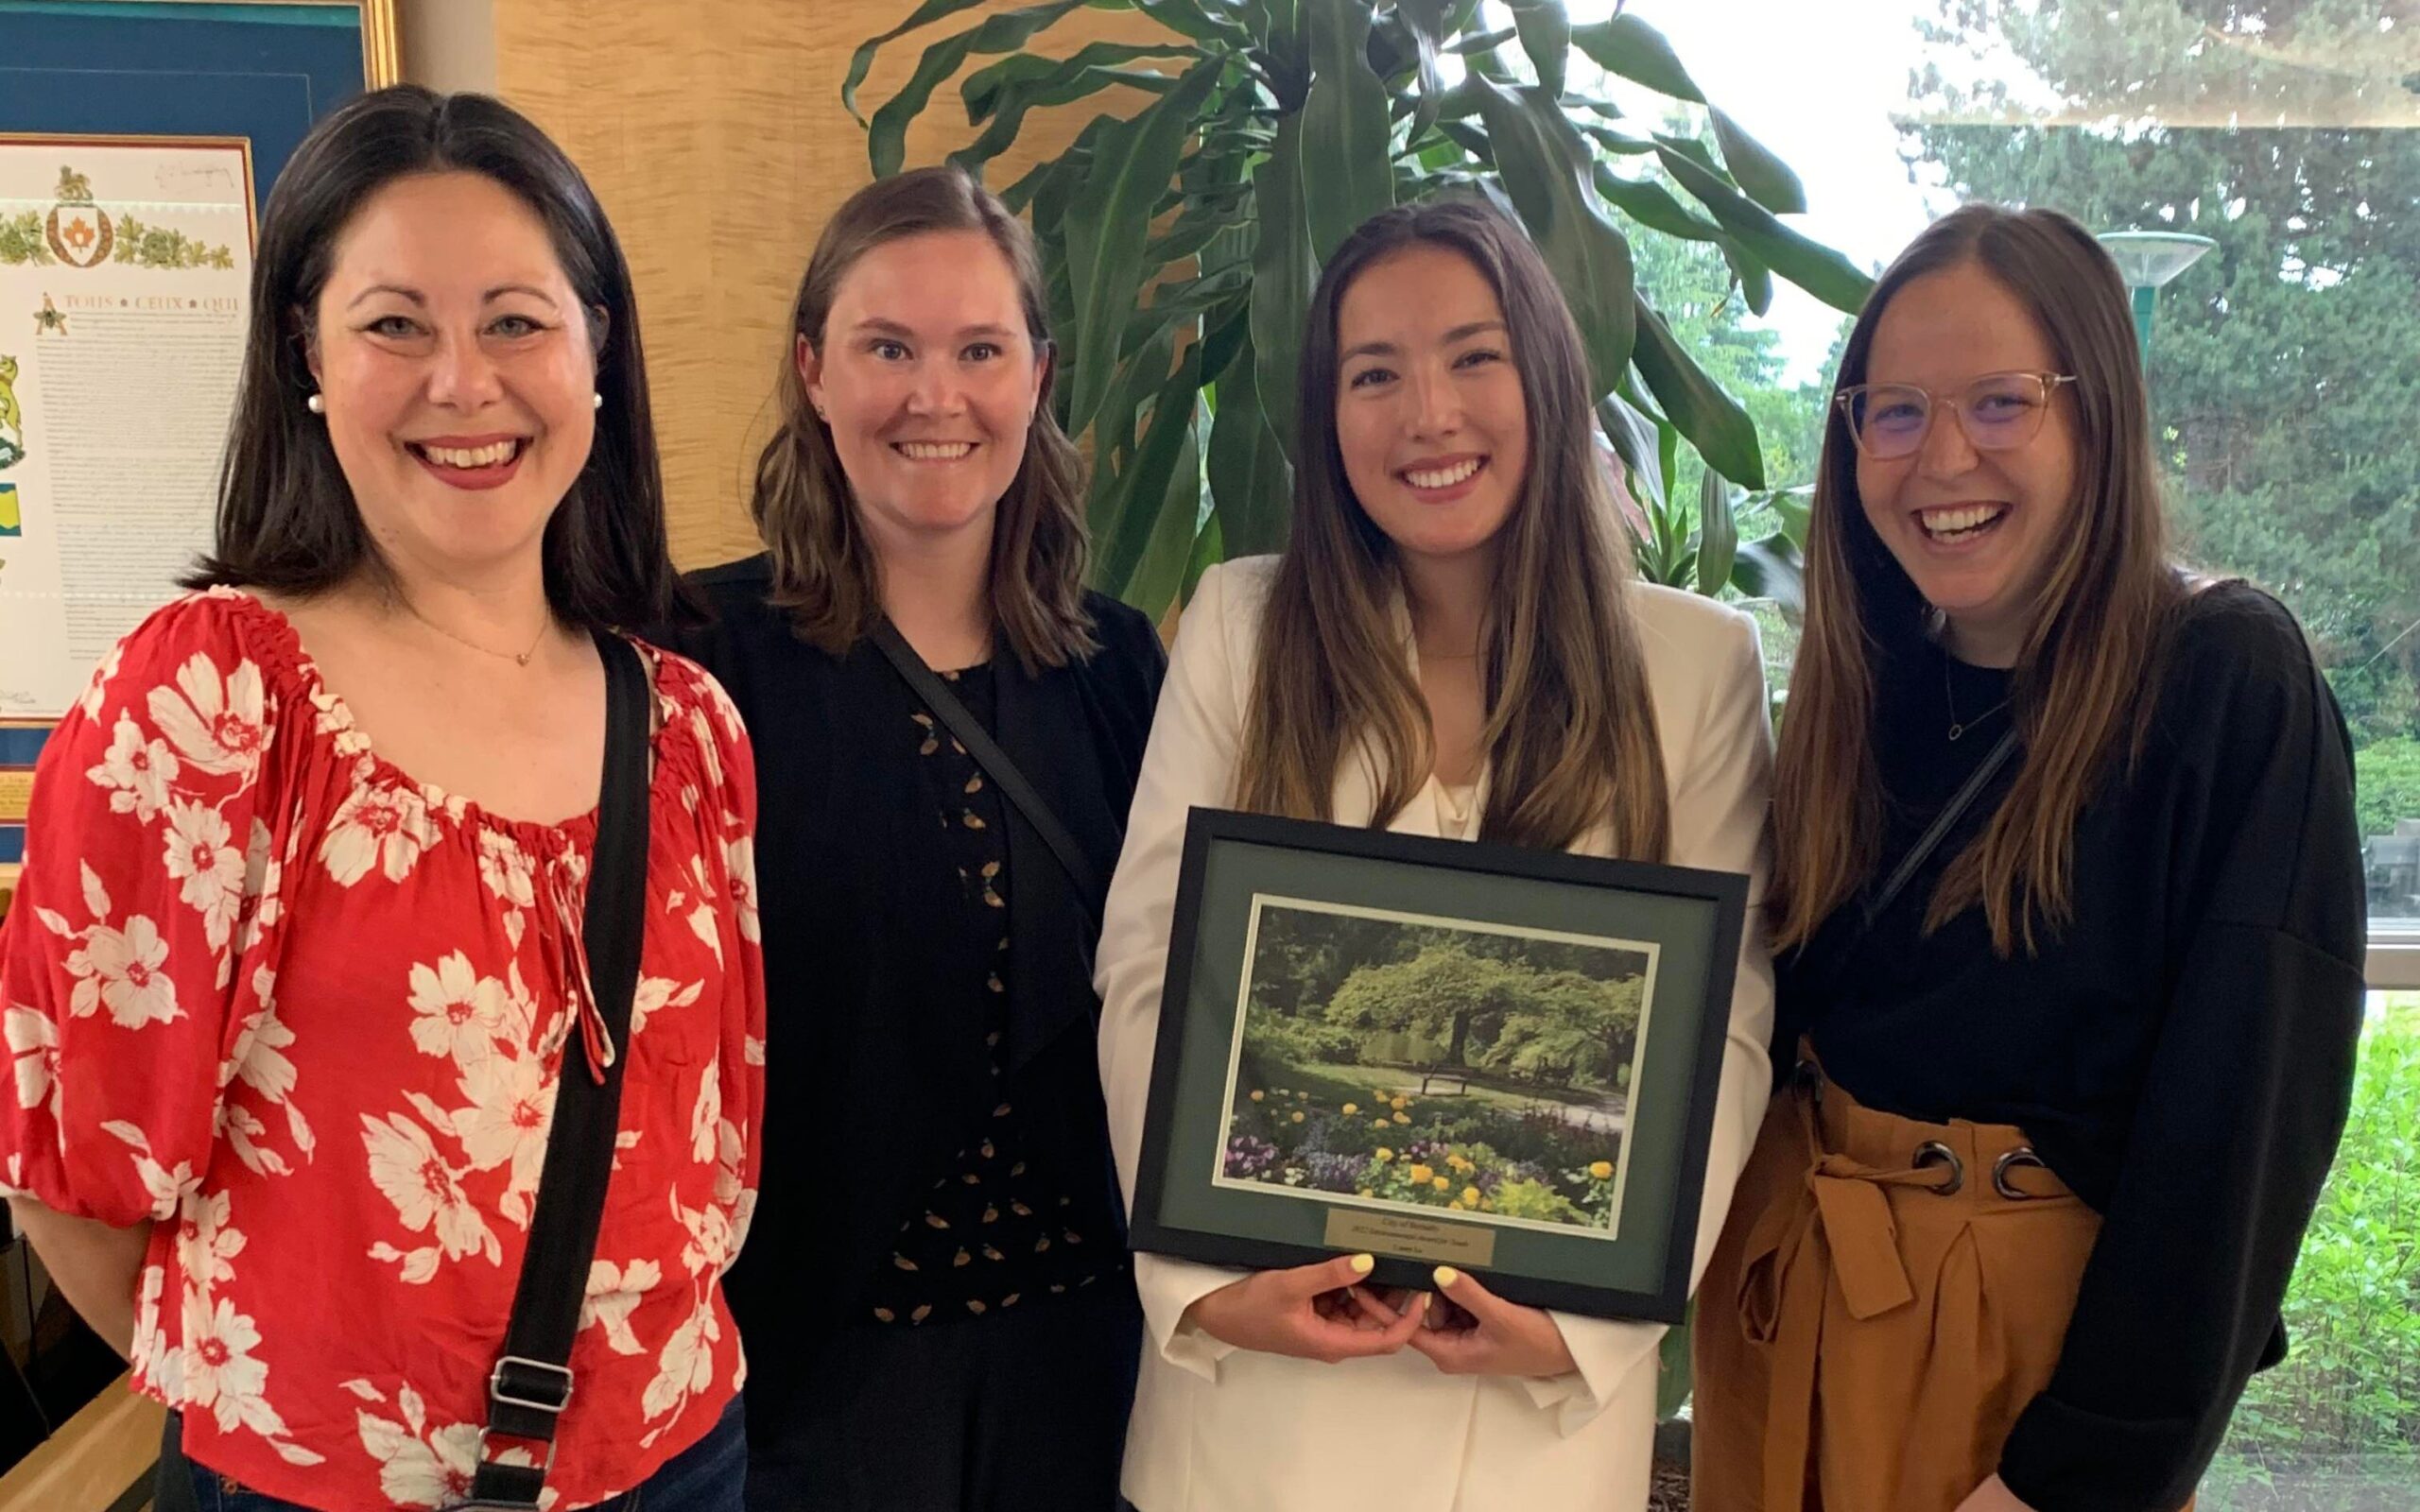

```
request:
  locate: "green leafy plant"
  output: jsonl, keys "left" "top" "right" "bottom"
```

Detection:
{"left": 849, "top": 0, "right": 1871, "bottom": 619}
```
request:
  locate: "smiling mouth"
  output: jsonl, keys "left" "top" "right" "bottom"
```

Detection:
{"left": 1918, "top": 502, "right": 2008, "bottom": 541}
{"left": 408, "top": 438, "right": 527, "bottom": 470}
{"left": 1400, "top": 456, "right": 1486, "bottom": 490}
{"left": 894, "top": 441, "right": 977, "bottom": 462}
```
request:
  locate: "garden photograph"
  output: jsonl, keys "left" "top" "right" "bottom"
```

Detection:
{"left": 1212, "top": 897, "right": 1660, "bottom": 1237}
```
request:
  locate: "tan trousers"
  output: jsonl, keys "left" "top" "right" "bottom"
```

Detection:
{"left": 1691, "top": 1050, "right": 2183, "bottom": 1512}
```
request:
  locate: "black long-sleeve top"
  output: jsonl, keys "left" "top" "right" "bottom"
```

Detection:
{"left": 1775, "top": 583, "right": 2368, "bottom": 1512}
{"left": 664, "top": 557, "right": 1166, "bottom": 1431}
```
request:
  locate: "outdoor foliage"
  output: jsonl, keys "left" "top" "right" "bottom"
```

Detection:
{"left": 2217, "top": 997, "right": 2420, "bottom": 1487}
{"left": 849, "top": 0, "right": 1869, "bottom": 619}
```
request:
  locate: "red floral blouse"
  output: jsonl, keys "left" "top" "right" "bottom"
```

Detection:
{"left": 0, "top": 591, "right": 767, "bottom": 1511}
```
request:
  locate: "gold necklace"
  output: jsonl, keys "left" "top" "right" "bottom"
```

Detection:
{"left": 404, "top": 597, "right": 551, "bottom": 667}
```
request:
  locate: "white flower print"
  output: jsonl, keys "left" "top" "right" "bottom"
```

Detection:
{"left": 320, "top": 782, "right": 442, "bottom": 887}
{"left": 725, "top": 835, "right": 760, "bottom": 945}
{"left": 406, "top": 953, "right": 511, "bottom": 1066}
{"left": 148, "top": 652, "right": 268, "bottom": 779}
{"left": 101, "top": 1121, "right": 195, "bottom": 1216}
{"left": 477, "top": 829, "right": 537, "bottom": 911}
{"left": 130, "top": 1264, "right": 183, "bottom": 1401}
{"left": 641, "top": 1297, "right": 721, "bottom": 1423}
{"left": 744, "top": 1035, "right": 765, "bottom": 1068}
{"left": 163, "top": 799, "right": 246, "bottom": 953}
{"left": 87, "top": 713, "right": 182, "bottom": 821}
{"left": 360, "top": 1112, "right": 501, "bottom": 1271}
{"left": 78, "top": 642, "right": 124, "bottom": 724}
{"left": 445, "top": 1048, "right": 554, "bottom": 1227}
{"left": 356, "top": 1389, "right": 482, "bottom": 1510}
{"left": 689, "top": 1058, "right": 720, "bottom": 1164}
{"left": 684, "top": 854, "right": 725, "bottom": 969}
{"left": 581, "top": 1258, "right": 663, "bottom": 1356}
{"left": 631, "top": 976, "right": 701, "bottom": 1040}
{"left": 4, "top": 1005, "right": 59, "bottom": 1118}
{"left": 65, "top": 915, "right": 182, "bottom": 1029}
{"left": 220, "top": 973, "right": 314, "bottom": 1177}
{"left": 174, "top": 1189, "right": 247, "bottom": 1288}
{"left": 233, "top": 816, "right": 285, "bottom": 954}
{"left": 181, "top": 1292, "right": 289, "bottom": 1436}
{"left": 675, "top": 1190, "right": 737, "bottom": 1281}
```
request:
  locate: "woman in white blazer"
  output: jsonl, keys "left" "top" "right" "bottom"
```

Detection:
{"left": 1094, "top": 198, "right": 1777, "bottom": 1512}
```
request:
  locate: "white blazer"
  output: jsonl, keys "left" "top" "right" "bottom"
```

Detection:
{"left": 1094, "top": 557, "right": 1778, "bottom": 1512}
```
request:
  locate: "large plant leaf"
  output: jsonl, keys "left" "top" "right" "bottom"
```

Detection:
{"left": 951, "top": 65, "right": 1184, "bottom": 177}
{"left": 1730, "top": 533, "right": 1805, "bottom": 618}
{"left": 1596, "top": 392, "right": 1666, "bottom": 514}
{"left": 1633, "top": 296, "right": 1764, "bottom": 489}
{"left": 1709, "top": 108, "right": 1806, "bottom": 215}
{"left": 1696, "top": 467, "right": 1738, "bottom": 595}
{"left": 1655, "top": 145, "right": 1873, "bottom": 314}
{"left": 1395, "top": 0, "right": 1451, "bottom": 142}
{"left": 1720, "top": 236, "right": 1775, "bottom": 316}
{"left": 1249, "top": 111, "right": 1314, "bottom": 460}
{"left": 865, "top": 0, "right": 1095, "bottom": 179}
{"left": 1569, "top": 13, "right": 1703, "bottom": 103}
{"left": 1062, "top": 58, "right": 1226, "bottom": 443}
{"left": 1474, "top": 79, "right": 1634, "bottom": 401}
{"left": 1119, "top": 405, "right": 1211, "bottom": 618}
{"left": 1209, "top": 331, "right": 1295, "bottom": 559}
{"left": 961, "top": 42, "right": 1200, "bottom": 124}
{"left": 1505, "top": 0, "right": 1572, "bottom": 101}
{"left": 1591, "top": 165, "right": 1721, "bottom": 242}
{"left": 1300, "top": 0, "right": 1396, "bottom": 264}
{"left": 1094, "top": 348, "right": 1206, "bottom": 597}
{"left": 1134, "top": 0, "right": 1250, "bottom": 43}
{"left": 843, "top": 0, "right": 991, "bottom": 126}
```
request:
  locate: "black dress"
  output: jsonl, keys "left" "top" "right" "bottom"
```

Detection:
{"left": 1778, "top": 583, "right": 2368, "bottom": 1512}
{"left": 667, "top": 557, "right": 1166, "bottom": 1512}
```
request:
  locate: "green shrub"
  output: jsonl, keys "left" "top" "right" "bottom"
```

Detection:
{"left": 2226, "top": 996, "right": 2420, "bottom": 1459}
{"left": 2354, "top": 738, "right": 2420, "bottom": 842}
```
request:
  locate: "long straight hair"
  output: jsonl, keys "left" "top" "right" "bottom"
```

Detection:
{"left": 1772, "top": 203, "right": 2189, "bottom": 954}
{"left": 749, "top": 166, "right": 1093, "bottom": 671}
{"left": 188, "top": 86, "right": 684, "bottom": 630}
{"left": 1237, "top": 199, "right": 1669, "bottom": 859}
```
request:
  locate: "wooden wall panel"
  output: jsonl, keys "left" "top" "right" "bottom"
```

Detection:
{"left": 494, "top": 0, "right": 1165, "bottom": 569}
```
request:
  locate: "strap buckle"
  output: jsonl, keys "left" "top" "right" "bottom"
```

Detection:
{"left": 489, "top": 1355, "right": 575, "bottom": 1416}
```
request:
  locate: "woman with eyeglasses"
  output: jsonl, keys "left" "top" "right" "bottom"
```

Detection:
{"left": 1691, "top": 204, "right": 2365, "bottom": 1512}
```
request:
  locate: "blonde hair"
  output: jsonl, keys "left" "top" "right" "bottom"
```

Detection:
{"left": 1236, "top": 200, "right": 1669, "bottom": 859}
{"left": 1772, "top": 204, "right": 2190, "bottom": 954}
{"left": 749, "top": 165, "right": 1093, "bottom": 671}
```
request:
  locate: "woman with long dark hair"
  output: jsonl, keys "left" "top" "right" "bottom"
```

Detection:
{"left": 1094, "top": 198, "right": 1776, "bottom": 1511}
{"left": 0, "top": 87, "right": 764, "bottom": 1511}
{"left": 1693, "top": 204, "right": 2366, "bottom": 1512}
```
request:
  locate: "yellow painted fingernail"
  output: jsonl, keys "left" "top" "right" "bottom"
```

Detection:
{"left": 1434, "top": 1265, "right": 1460, "bottom": 1287}
{"left": 1349, "top": 1252, "right": 1376, "bottom": 1275}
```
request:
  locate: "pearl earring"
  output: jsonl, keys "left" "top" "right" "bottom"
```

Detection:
{"left": 592, "top": 391, "right": 603, "bottom": 410}
{"left": 305, "top": 393, "right": 325, "bottom": 415}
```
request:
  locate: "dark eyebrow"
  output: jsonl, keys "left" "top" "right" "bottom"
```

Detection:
{"left": 342, "top": 283, "right": 562, "bottom": 310}
{"left": 1340, "top": 319, "right": 1508, "bottom": 366}
{"left": 850, "top": 318, "right": 1017, "bottom": 341}
{"left": 346, "top": 284, "right": 424, "bottom": 310}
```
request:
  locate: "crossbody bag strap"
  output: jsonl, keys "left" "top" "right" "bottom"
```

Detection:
{"left": 466, "top": 631, "right": 653, "bottom": 1508}
{"left": 1858, "top": 725, "right": 2021, "bottom": 933}
{"left": 868, "top": 619, "right": 1103, "bottom": 933}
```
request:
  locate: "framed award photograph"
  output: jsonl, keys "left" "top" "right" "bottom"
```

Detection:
{"left": 1129, "top": 808, "right": 1748, "bottom": 1324}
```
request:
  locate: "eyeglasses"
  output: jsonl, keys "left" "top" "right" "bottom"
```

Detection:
{"left": 1833, "top": 370, "right": 2077, "bottom": 460}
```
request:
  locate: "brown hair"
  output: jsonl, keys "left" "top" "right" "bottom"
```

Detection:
{"left": 1771, "top": 203, "right": 2189, "bottom": 954}
{"left": 749, "top": 165, "right": 1093, "bottom": 670}
{"left": 1236, "top": 199, "right": 1669, "bottom": 859}
{"left": 188, "top": 86, "right": 685, "bottom": 629}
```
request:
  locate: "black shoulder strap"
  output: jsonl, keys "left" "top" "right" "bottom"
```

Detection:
{"left": 869, "top": 618, "right": 1104, "bottom": 933}
{"left": 467, "top": 631, "right": 653, "bottom": 1507}
{"left": 1860, "top": 725, "right": 2021, "bottom": 933}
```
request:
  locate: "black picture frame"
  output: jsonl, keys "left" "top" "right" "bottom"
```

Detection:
{"left": 1129, "top": 807, "right": 1747, "bottom": 1324}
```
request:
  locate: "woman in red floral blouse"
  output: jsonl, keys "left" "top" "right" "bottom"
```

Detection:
{"left": 0, "top": 88, "right": 765, "bottom": 1511}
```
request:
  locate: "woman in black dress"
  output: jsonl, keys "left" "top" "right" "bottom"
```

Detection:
{"left": 673, "top": 166, "right": 1162, "bottom": 1512}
